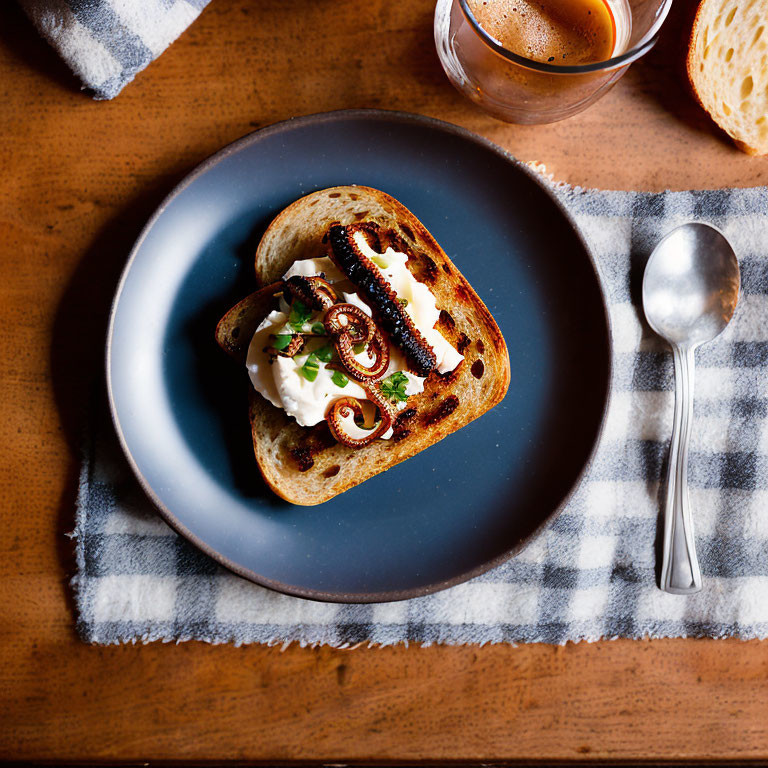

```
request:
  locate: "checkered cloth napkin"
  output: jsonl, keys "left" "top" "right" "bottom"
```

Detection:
{"left": 74, "top": 182, "right": 768, "bottom": 646}
{"left": 20, "top": 0, "right": 210, "bottom": 100}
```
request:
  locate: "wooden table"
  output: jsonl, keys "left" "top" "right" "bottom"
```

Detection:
{"left": 2, "top": 0, "right": 768, "bottom": 763}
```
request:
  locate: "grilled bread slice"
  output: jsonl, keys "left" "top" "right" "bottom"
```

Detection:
{"left": 216, "top": 186, "right": 510, "bottom": 505}
{"left": 687, "top": 0, "right": 768, "bottom": 155}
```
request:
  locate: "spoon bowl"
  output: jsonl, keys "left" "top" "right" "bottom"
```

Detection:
{"left": 642, "top": 222, "right": 739, "bottom": 594}
{"left": 643, "top": 223, "right": 740, "bottom": 348}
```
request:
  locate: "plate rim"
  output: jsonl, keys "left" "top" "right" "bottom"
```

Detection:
{"left": 106, "top": 108, "right": 613, "bottom": 603}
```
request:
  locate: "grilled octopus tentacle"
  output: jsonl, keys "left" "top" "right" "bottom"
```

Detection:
{"left": 364, "top": 381, "right": 398, "bottom": 422}
{"left": 324, "top": 304, "right": 375, "bottom": 344}
{"left": 283, "top": 275, "right": 336, "bottom": 311}
{"left": 323, "top": 303, "right": 390, "bottom": 381}
{"left": 328, "top": 225, "right": 437, "bottom": 377}
{"left": 326, "top": 384, "right": 396, "bottom": 449}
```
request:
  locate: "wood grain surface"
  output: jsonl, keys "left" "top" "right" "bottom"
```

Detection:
{"left": 2, "top": 0, "right": 768, "bottom": 762}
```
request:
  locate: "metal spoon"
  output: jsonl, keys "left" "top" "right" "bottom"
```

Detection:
{"left": 642, "top": 223, "right": 739, "bottom": 594}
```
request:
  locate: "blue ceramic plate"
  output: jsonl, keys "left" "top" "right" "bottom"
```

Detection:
{"left": 107, "top": 110, "right": 611, "bottom": 602}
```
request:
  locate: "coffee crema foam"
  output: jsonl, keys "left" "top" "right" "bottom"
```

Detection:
{"left": 466, "top": 0, "right": 617, "bottom": 65}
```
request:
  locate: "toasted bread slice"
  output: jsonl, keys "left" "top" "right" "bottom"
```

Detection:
{"left": 216, "top": 186, "right": 510, "bottom": 505}
{"left": 215, "top": 283, "right": 281, "bottom": 362}
{"left": 687, "top": 0, "right": 768, "bottom": 155}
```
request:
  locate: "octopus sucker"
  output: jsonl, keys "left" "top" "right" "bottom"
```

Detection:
{"left": 328, "top": 224, "right": 437, "bottom": 377}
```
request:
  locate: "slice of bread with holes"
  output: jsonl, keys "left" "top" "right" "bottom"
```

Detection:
{"left": 688, "top": 0, "right": 768, "bottom": 155}
{"left": 216, "top": 186, "right": 510, "bottom": 505}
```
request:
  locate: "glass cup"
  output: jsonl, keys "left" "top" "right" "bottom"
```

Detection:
{"left": 434, "top": 0, "right": 674, "bottom": 124}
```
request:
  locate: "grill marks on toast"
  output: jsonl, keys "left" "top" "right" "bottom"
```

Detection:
{"left": 423, "top": 395, "right": 460, "bottom": 427}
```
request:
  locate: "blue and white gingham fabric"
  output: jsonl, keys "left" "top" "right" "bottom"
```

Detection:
{"left": 20, "top": 0, "right": 211, "bottom": 100}
{"left": 73, "top": 182, "right": 768, "bottom": 646}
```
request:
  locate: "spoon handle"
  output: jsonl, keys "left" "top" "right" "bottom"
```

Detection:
{"left": 661, "top": 345, "right": 702, "bottom": 594}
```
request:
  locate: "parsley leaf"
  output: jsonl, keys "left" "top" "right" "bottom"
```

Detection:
{"left": 331, "top": 370, "right": 349, "bottom": 388}
{"left": 314, "top": 345, "right": 333, "bottom": 363}
{"left": 271, "top": 334, "right": 293, "bottom": 351}
{"left": 288, "top": 300, "right": 312, "bottom": 331}
{"left": 380, "top": 371, "right": 409, "bottom": 403}
{"left": 299, "top": 353, "right": 320, "bottom": 382}
{"left": 353, "top": 342, "right": 367, "bottom": 355}
{"left": 311, "top": 322, "right": 326, "bottom": 335}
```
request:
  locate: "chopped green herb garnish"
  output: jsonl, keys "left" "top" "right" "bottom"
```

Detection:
{"left": 353, "top": 342, "right": 367, "bottom": 355}
{"left": 271, "top": 334, "right": 293, "bottom": 351}
{"left": 380, "top": 371, "right": 409, "bottom": 403}
{"left": 331, "top": 370, "right": 349, "bottom": 388}
{"left": 397, "top": 297, "right": 409, "bottom": 307}
{"left": 288, "top": 300, "right": 312, "bottom": 331}
{"left": 311, "top": 322, "right": 326, "bottom": 335}
{"left": 315, "top": 345, "right": 333, "bottom": 363}
{"left": 299, "top": 353, "right": 320, "bottom": 382}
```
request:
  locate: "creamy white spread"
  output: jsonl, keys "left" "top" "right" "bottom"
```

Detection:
{"left": 246, "top": 233, "right": 464, "bottom": 438}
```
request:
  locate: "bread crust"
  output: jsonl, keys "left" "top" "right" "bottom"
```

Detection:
{"left": 685, "top": 0, "right": 706, "bottom": 105}
{"left": 216, "top": 186, "right": 511, "bottom": 505}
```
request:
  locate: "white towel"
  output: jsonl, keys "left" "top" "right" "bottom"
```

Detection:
{"left": 20, "top": 0, "right": 211, "bottom": 99}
